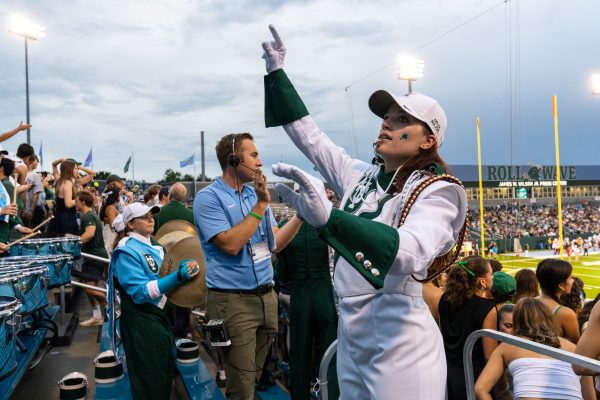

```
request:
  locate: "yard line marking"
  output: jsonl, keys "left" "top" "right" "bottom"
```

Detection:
{"left": 501, "top": 267, "right": 600, "bottom": 280}
{"left": 503, "top": 265, "right": 600, "bottom": 272}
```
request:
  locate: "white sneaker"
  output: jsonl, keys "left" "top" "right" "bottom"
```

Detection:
{"left": 80, "top": 318, "right": 104, "bottom": 327}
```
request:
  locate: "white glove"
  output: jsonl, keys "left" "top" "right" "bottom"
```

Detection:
{"left": 272, "top": 163, "right": 332, "bottom": 228}
{"left": 261, "top": 24, "right": 286, "bottom": 73}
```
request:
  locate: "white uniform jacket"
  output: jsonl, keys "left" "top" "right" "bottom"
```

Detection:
{"left": 266, "top": 69, "right": 467, "bottom": 400}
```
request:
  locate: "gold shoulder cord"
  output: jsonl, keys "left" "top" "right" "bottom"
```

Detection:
{"left": 396, "top": 173, "right": 469, "bottom": 283}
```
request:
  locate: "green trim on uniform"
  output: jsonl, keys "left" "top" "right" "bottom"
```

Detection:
{"left": 264, "top": 69, "right": 309, "bottom": 127}
{"left": 318, "top": 208, "right": 399, "bottom": 289}
{"left": 350, "top": 170, "right": 396, "bottom": 219}
{"left": 377, "top": 169, "right": 396, "bottom": 189}
{"left": 433, "top": 163, "right": 446, "bottom": 175}
{"left": 356, "top": 194, "right": 394, "bottom": 220}
{"left": 343, "top": 169, "right": 396, "bottom": 220}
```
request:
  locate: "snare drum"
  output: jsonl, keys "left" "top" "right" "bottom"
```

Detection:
{"left": 0, "top": 274, "right": 21, "bottom": 300}
{"left": 0, "top": 259, "right": 31, "bottom": 277}
{"left": 0, "top": 296, "right": 21, "bottom": 381}
{"left": 0, "top": 260, "right": 34, "bottom": 289}
{"left": 9, "top": 237, "right": 81, "bottom": 257}
{"left": 1, "top": 255, "right": 72, "bottom": 288}
{"left": 0, "top": 267, "right": 49, "bottom": 314}
{"left": 9, "top": 238, "right": 53, "bottom": 256}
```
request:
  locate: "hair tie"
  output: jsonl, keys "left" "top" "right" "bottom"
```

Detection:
{"left": 456, "top": 260, "right": 475, "bottom": 277}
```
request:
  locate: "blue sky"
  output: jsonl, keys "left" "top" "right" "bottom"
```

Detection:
{"left": 1, "top": 0, "right": 599, "bottom": 182}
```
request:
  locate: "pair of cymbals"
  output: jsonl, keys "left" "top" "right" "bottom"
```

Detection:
{"left": 155, "top": 220, "right": 206, "bottom": 308}
{"left": 155, "top": 220, "right": 197, "bottom": 242}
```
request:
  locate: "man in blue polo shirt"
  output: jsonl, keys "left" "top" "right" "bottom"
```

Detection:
{"left": 194, "top": 132, "right": 302, "bottom": 400}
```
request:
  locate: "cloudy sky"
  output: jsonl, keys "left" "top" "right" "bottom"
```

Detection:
{"left": 1, "top": 0, "right": 599, "bottom": 182}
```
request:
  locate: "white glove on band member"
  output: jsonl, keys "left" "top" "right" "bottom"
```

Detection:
{"left": 272, "top": 163, "right": 332, "bottom": 228}
{"left": 261, "top": 24, "right": 286, "bottom": 73}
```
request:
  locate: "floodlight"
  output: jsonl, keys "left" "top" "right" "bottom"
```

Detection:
{"left": 8, "top": 14, "right": 45, "bottom": 144}
{"left": 592, "top": 73, "right": 600, "bottom": 96}
{"left": 396, "top": 55, "right": 424, "bottom": 93}
{"left": 8, "top": 15, "right": 45, "bottom": 40}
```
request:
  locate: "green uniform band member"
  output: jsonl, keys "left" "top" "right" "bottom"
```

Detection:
{"left": 277, "top": 218, "right": 339, "bottom": 400}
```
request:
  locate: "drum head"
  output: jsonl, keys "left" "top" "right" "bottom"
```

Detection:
{"left": 154, "top": 220, "right": 197, "bottom": 241}
{"left": 159, "top": 236, "right": 206, "bottom": 308}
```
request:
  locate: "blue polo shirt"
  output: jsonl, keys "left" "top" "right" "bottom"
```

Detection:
{"left": 193, "top": 177, "right": 276, "bottom": 290}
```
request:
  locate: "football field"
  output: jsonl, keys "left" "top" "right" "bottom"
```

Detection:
{"left": 497, "top": 252, "right": 600, "bottom": 300}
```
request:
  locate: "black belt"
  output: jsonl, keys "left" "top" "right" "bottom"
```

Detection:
{"left": 209, "top": 283, "right": 274, "bottom": 296}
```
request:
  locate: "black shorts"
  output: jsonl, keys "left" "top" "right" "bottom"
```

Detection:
{"left": 73, "top": 258, "right": 106, "bottom": 282}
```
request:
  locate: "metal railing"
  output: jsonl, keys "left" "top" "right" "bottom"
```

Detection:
{"left": 81, "top": 252, "right": 110, "bottom": 264}
{"left": 70, "top": 280, "right": 107, "bottom": 293}
{"left": 67, "top": 252, "right": 111, "bottom": 293}
{"left": 464, "top": 329, "right": 600, "bottom": 400}
{"left": 318, "top": 339, "right": 338, "bottom": 400}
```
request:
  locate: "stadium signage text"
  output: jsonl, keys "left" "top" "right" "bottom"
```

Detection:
{"left": 486, "top": 165, "right": 576, "bottom": 181}
{"left": 498, "top": 180, "right": 567, "bottom": 187}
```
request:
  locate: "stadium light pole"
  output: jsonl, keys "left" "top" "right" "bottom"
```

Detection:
{"left": 8, "top": 14, "right": 45, "bottom": 145}
{"left": 396, "top": 55, "right": 424, "bottom": 94}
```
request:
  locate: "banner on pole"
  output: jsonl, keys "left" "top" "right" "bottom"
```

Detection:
{"left": 179, "top": 154, "right": 195, "bottom": 168}
{"left": 84, "top": 147, "right": 93, "bottom": 168}
{"left": 124, "top": 155, "right": 132, "bottom": 173}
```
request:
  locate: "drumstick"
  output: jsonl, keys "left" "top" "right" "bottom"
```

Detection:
{"left": 12, "top": 174, "right": 18, "bottom": 204}
{"left": 31, "top": 215, "right": 54, "bottom": 232}
{"left": 6, "top": 230, "right": 41, "bottom": 249}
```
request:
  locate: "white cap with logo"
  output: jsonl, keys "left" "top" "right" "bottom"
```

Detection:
{"left": 113, "top": 203, "right": 160, "bottom": 232}
{"left": 368, "top": 90, "right": 447, "bottom": 148}
{"left": 122, "top": 203, "right": 160, "bottom": 224}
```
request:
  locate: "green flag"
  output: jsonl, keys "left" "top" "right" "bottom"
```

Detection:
{"left": 123, "top": 156, "right": 132, "bottom": 173}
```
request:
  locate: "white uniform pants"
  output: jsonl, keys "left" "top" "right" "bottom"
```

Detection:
{"left": 337, "top": 290, "right": 446, "bottom": 400}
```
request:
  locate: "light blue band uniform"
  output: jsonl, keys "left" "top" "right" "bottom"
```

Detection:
{"left": 111, "top": 237, "right": 165, "bottom": 306}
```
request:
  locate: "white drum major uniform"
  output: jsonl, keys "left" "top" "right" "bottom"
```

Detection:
{"left": 261, "top": 26, "right": 468, "bottom": 400}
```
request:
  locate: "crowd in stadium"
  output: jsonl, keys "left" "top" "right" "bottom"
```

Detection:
{"left": 469, "top": 203, "right": 600, "bottom": 239}
{"left": 427, "top": 257, "right": 600, "bottom": 399}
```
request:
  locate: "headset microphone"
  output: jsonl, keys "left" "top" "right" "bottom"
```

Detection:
{"left": 239, "top": 163, "right": 260, "bottom": 174}
{"left": 228, "top": 133, "right": 261, "bottom": 173}
{"left": 228, "top": 134, "right": 241, "bottom": 167}
{"left": 372, "top": 138, "right": 384, "bottom": 165}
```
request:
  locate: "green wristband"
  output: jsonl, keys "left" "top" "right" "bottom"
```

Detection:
{"left": 249, "top": 211, "right": 263, "bottom": 221}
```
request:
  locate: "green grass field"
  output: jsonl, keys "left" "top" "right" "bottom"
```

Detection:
{"left": 497, "top": 252, "right": 600, "bottom": 300}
